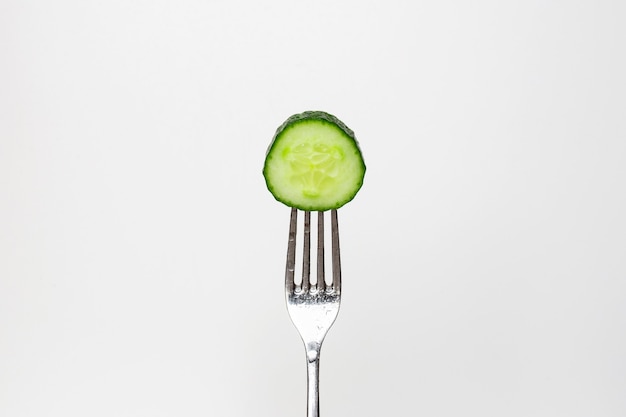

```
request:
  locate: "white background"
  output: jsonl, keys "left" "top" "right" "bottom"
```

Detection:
{"left": 1, "top": 0, "right": 625, "bottom": 416}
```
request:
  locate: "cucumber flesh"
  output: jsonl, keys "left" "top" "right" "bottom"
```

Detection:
{"left": 263, "top": 111, "right": 365, "bottom": 211}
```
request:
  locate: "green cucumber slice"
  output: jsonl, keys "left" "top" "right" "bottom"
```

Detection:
{"left": 263, "top": 111, "right": 366, "bottom": 211}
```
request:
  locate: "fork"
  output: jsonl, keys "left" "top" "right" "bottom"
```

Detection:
{"left": 285, "top": 207, "right": 342, "bottom": 417}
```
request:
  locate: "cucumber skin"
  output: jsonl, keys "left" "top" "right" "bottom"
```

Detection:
{"left": 263, "top": 111, "right": 366, "bottom": 211}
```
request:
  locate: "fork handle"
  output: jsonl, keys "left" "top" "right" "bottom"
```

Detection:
{"left": 305, "top": 342, "right": 322, "bottom": 417}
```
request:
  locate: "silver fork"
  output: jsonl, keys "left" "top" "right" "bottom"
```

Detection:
{"left": 285, "top": 207, "right": 342, "bottom": 417}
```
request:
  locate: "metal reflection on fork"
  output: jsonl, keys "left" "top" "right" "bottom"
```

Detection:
{"left": 285, "top": 208, "right": 341, "bottom": 417}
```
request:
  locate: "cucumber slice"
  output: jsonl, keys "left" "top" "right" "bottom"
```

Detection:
{"left": 263, "top": 111, "right": 366, "bottom": 211}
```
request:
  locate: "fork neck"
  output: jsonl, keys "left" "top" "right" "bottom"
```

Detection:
{"left": 305, "top": 341, "right": 322, "bottom": 363}
{"left": 305, "top": 341, "right": 322, "bottom": 417}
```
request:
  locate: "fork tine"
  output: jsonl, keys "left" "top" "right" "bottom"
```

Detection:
{"left": 301, "top": 211, "right": 311, "bottom": 293}
{"left": 316, "top": 211, "right": 326, "bottom": 292}
{"left": 285, "top": 207, "right": 298, "bottom": 294}
{"left": 331, "top": 209, "right": 341, "bottom": 293}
